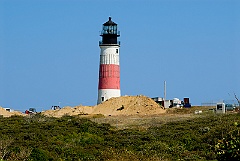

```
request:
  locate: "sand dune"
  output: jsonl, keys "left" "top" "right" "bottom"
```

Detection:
{"left": 42, "top": 95, "right": 165, "bottom": 117}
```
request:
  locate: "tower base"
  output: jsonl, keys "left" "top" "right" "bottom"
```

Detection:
{"left": 97, "top": 89, "right": 120, "bottom": 104}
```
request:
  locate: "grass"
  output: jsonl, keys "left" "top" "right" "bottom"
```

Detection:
{"left": 90, "top": 106, "right": 218, "bottom": 130}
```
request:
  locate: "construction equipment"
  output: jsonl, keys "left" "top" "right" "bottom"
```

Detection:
{"left": 25, "top": 108, "right": 37, "bottom": 114}
{"left": 234, "top": 93, "right": 240, "bottom": 106}
{"left": 216, "top": 102, "right": 236, "bottom": 114}
{"left": 183, "top": 97, "right": 191, "bottom": 108}
{"left": 51, "top": 106, "right": 61, "bottom": 110}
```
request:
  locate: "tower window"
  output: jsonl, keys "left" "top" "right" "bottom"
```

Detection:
{"left": 116, "top": 49, "right": 118, "bottom": 53}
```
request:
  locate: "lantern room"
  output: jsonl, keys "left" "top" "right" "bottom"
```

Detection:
{"left": 100, "top": 17, "right": 120, "bottom": 45}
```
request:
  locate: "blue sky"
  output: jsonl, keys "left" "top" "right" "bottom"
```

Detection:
{"left": 0, "top": 0, "right": 239, "bottom": 112}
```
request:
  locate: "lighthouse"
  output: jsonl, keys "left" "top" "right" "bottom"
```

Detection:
{"left": 97, "top": 17, "right": 121, "bottom": 104}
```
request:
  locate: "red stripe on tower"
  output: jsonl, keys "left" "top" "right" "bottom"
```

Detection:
{"left": 98, "top": 64, "right": 120, "bottom": 89}
{"left": 97, "top": 17, "right": 121, "bottom": 104}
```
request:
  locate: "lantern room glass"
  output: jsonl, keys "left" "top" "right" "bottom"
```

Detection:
{"left": 102, "top": 25, "right": 117, "bottom": 34}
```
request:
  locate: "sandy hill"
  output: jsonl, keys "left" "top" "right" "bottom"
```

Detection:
{"left": 42, "top": 106, "right": 94, "bottom": 118}
{"left": 92, "top": 95, "right": 165, "bottom": 116}
{"left": 42, "top": 95, "right": 165, "bottom": 117}
{"left": 0, "top": 107, "right": 24, "bottom": 117}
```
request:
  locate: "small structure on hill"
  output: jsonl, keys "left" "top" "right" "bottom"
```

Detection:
{"left": 216, "top": 102, "right": 236, "bottom": 114}
{"left": 152, "top": 97, "right": 191, "bottom": 108}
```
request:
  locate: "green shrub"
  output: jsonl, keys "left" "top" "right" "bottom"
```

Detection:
{"left": 1, "top": 114, "right": 240, "bottom": 160}
{"left": 29, "top": 148, "right": 50, "bottom": 161}
{"left": 215, "top": 122, "right": 240, "bottom": 160}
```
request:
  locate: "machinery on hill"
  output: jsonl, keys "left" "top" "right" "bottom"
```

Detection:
{"left": 152, "top": 97, "right": 192, "bottom": 108}
{"left": 216, "top": 102, "right": 236, "bottom": 114}
{"left": 51, "top": 105, "right": 61, "bottom": 110}
{"left": 234, "top": 93, "right": 240, "bottom": 106}
{"left": 25, "top": 108, "right": 37, "bottom": 114}
{"left": 183, "top": 97, "right": 191, "bottom": 108}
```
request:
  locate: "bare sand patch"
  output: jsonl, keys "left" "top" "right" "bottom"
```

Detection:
{"left": 42, "top": 106, "right": 94, "bottom": 117}
{"left": 0, "top": 107, "right": 24, "bottom": 117}
{"left": 41, "top": 95, "right": 165, "bottom": 117}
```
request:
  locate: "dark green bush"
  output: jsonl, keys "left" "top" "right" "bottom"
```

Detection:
{"left": 29, "top": 148, "right": 50, "bottom": 161}
{"left": 215, "top": 122, "right": 240, "bottom": 160}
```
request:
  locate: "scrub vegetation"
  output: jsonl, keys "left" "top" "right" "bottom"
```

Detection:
{"left": 0, "top": 112, "right": 240, "bottom": 160}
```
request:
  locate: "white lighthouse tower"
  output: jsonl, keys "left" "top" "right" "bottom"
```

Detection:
{"left": 97, "top": 17, "right": 121, "bottom": 104}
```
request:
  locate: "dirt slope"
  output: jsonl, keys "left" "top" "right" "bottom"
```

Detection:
{"left": 92, "top": 95, "right": 165, "bottom": 116}
{"left": 42, "top": 95, "right": 165, "bottom": 117}
{"left": 0, "top": 107, "right": 24, "bottom": 117}
{"left": 42, "top": 106, "right": 94, "bottom": 117}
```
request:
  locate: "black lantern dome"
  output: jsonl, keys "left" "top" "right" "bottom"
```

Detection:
{"left": 100, "top": 17, "right": 120, "bottom": 45}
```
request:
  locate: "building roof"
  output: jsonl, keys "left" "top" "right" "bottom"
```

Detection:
{"left": 103, "top": 17, "right": 117, "bottom": 26}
